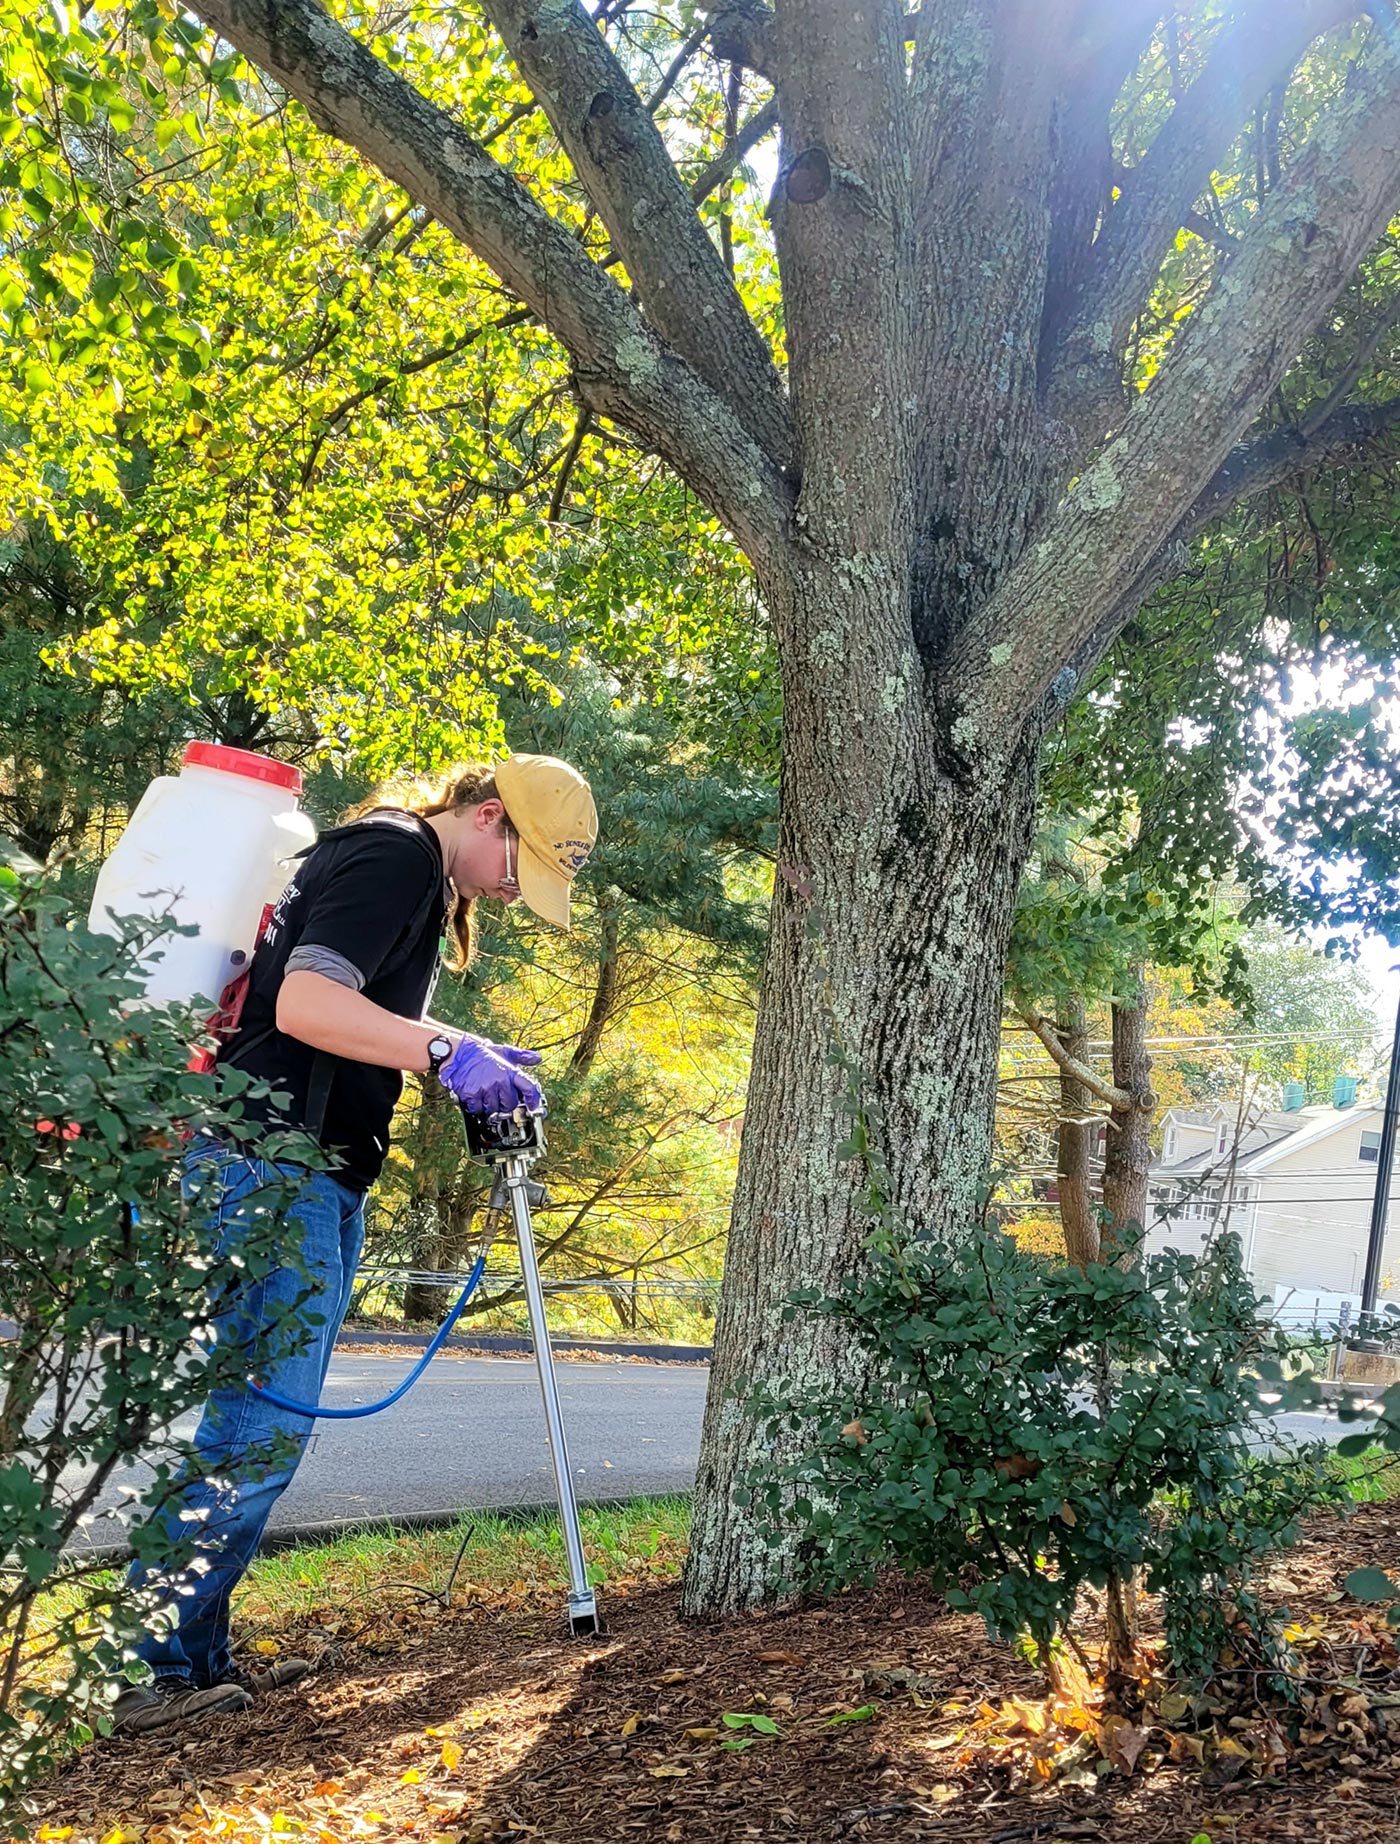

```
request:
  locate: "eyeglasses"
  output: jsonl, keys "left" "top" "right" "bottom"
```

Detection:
{"left": 501, "top": 819, "right": 521, "bottom": 898}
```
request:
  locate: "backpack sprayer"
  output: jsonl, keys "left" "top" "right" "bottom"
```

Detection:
{"left": 253, "top": 1100, "right": 602, "bottom": 1640}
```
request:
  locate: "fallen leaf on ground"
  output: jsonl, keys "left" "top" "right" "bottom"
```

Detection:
{"left": 1097, "top": 1714, "right": 1148, "bottom": 1775}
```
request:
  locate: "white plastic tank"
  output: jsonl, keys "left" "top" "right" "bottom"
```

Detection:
{"left": 89, "top": 742, "right": 317, "bottom": 1007}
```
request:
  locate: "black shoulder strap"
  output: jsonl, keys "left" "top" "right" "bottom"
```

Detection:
{"left": 303, "top": 809, "right": 444, "bottom": 877}
{"left": 290, "top": 812, "right": 444, "bottom": 1147}
{"left": 304, "top": 1049, "right": 338, "bottom": 1142}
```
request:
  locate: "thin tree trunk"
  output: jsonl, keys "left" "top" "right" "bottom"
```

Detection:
{"left": 1101, "top": 968, "right": 1155, "bottom": 1265}
{"left": 1055, "top": 997, "right": 1099, "bottom": 1268}
{"left": 403, "top": 1074, "right": 454, "bottom": 1325}
{"left": 569, "top": 907, "right": 620, "bottom": 1078}
{"left": 682, "top": 569, "right": 1041, "bottom": 1616}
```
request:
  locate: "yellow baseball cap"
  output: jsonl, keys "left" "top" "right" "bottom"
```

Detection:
{"left": 495, "top": 752, "right": 598, "bottom": 930}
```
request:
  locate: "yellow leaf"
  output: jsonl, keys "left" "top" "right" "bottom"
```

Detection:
{"left": 252, "top": 1638, "right": 280, "bottom": 1656}
{"left": 684, "top": 1726, "right": 719, "bottom": 1742}
{"left": 649, "top": 1765, "right": 689, "bottom": 1778}
{"left": 621, "top": 1713, "right": 641, "bottom": 1736}
{"left": 38, "top": 1830, "right": 75, "bottom": 1841}
{"left": 401, "top": 1768, "right": 423, "bottom": 1784}
{"left": 440, "top": 1739, "right": 464, "bottom": 1771}
{"left": 658, "top": 1669, "right": 688, "bottom": 1685}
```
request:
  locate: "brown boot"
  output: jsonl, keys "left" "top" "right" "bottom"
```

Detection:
{"left": 221, "top": 1656, "right": 312, "bottom": 1698}
{"left": 110, "top": 1677, "right": 253, "bottom": 1735}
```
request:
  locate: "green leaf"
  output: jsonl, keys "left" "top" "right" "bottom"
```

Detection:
{"left": 1344, "top": 1567, "right": 1397, "bottom": 1604}
{"left": 1335, "top": 1432, "right": 1377, "bottom": 1457}
{"left": 721, "top": 1711, "right": 779, "bottom": 1734}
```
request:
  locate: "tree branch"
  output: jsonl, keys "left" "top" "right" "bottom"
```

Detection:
{"left": 1300, "top": 295, "right": 1400, "bottom": 437}
{"left": 1018, "top": 1008, "right": 1132, "bottom": 1110}
{"left": 690, "top": 95, "right": 779, "bottom": 206}
{"left": 481, "top": 0, "right": 793, "bottom": 473}
{"left": 185, "top": 0, "right": 794, "bottom": 559}
{"left": 943, "top": 18, "right": 1400, "bottom": 765}
{"left": 1038, "top": 3, "right": 1181, "bottom": 384}
{"left": 1056, "top": 393, "right": 1400, "bottom": 711}
{"left": 1046, "top": 0, "right": 1360, "bottom": 427}
{"left": 771, "top": 0, "right": 914, "bottom": 555}
{"left": 698, "top": 0, "right": 776, "bottom": 83}
{"left": 1186, "top": 396, "right": 1400, "bottom": 535}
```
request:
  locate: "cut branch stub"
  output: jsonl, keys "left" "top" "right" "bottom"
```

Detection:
{"left": 784, "top": 146, "right": 831, "bottom": 204}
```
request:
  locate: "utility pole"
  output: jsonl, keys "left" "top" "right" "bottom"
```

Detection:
{"left": 1361, "top": 973, "right": 1400, "bottom": 1326}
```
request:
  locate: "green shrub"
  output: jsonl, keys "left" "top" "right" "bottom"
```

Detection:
{"left": 743, "top": 1211, "right": 1343, "bottom": 1695}
{"left": 0, "top": 868, "right": 324, "bottom": 1809}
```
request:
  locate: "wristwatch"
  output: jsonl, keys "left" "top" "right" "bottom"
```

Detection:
{"left": 426, "top": 1033, "right": 454, "bottom": 1075}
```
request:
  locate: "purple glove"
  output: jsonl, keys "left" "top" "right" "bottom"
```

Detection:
{"left": 437, "top": 1037, "right": 543, "bottom": 1116}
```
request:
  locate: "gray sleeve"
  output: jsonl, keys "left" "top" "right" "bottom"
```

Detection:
{"left": 284, "top": 944, "right": 366, "bottom": 991}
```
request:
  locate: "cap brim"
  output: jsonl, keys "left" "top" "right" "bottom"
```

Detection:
{"left": 515, "top": 838, "right": 572, "bottom": 930}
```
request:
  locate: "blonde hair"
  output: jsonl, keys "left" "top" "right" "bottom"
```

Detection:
{"left": 343, "top": 763, "right": 500, "bottom": 972}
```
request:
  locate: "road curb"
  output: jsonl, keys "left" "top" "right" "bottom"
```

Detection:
{"left": 337, "top": 1327, "right": 713, "bottom": 1363}
{"left": 66, "top": 1491, "right": 690, "bottom": 1562}
{"left": 1315, "top": 1380, "right": 1387, "bottom": 1406}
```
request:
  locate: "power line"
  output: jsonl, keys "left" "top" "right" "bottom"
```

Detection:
{"left": 1004, "top": 1028, "right": 1378, "bottom": 1050}
{"left": 992, "top": 1194, "right": 1400, "bottom": 1211}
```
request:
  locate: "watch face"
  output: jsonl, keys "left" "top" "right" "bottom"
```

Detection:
{"left": 429, "top": 1035, "right": 453, "bottom": 1067}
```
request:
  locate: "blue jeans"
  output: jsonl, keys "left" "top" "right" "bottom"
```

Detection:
{"left": 129, "top": 1139, "right": 365, "bottom": 1685}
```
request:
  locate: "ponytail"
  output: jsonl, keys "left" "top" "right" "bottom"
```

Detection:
{"left": 341, "top": 763, "right": 500, "bottom": 973}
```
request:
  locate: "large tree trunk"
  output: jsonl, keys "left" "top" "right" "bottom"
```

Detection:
{"left": 1101, "top": 969, "right": 1155, "bottom": 1265}
{"left": 682, "top": 569, "right": 1040, "bottom": 1614}
{"left": 182, "top": 0, "right": 1400, "bottom": 1625}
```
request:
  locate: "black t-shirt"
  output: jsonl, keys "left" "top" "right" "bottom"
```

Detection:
{"left": 219, "top": 811, "right": 446, "bottom": 1191}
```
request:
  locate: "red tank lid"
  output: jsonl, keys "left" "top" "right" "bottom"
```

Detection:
{"left": 181, "top": 741, "right": 303, "bottom": 794}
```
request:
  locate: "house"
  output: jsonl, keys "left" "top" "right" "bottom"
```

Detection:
{"left": 1146, "top": 1079, "right": 1400, "bottom": 1300}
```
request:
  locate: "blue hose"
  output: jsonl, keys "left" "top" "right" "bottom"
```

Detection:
{"left": 250, "top": 1253, "right": 488, "bottom": 1419}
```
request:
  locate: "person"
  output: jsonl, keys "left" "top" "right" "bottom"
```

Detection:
{"left": 111, "top": 752, "right": 598, "bottom": 1734}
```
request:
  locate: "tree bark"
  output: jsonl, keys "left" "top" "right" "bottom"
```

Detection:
{"left": 1055, "top": 998, "right": 1099, "bottom": 1269}
{"left": 682, "top": 566, "right": 1041, "bottom": 1614}
{"left": 1100, "top": 968, "right": 1155, "bottom": 1266}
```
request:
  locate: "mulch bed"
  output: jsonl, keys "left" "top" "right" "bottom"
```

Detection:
{"left": 19, "top": 1502, "right": 1400, "bottom": 1844}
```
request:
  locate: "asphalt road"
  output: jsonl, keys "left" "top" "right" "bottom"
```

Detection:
{"left": 69, "top": 1352, "right": 710, "bottom": 1547}
{"left": 61, "top": 1354, "right": 1371, "bottom": 1553}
